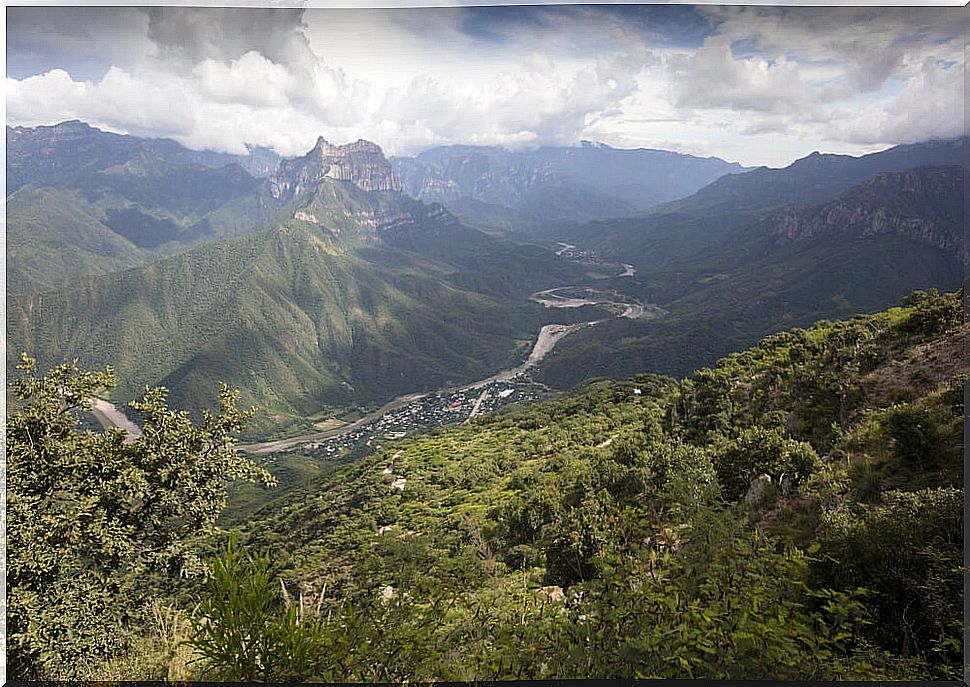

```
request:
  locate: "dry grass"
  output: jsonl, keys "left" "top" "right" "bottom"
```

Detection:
{"left": 313, "top": 417, "right": 348, "bottom": 431}
{"left": 861, "top": 327, "right": 967, "bottom": 408}
{"left": 84, "top": 599, "right": 199, "bottom": 681}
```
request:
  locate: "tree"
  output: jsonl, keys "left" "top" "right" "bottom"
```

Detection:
{"left": 900, "top": 289, "right": 962, "bottom": 336}
{"left": 7, "top": 354, "right": 274, "bottom": 679}
{"left": 711, "top": 426, "right": 821, "bottom": 502}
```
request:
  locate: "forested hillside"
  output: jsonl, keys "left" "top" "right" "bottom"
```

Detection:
{"left": 9, "top": 288, "right": 964, "bottom": 681}
{"left": 6, "top": 122, "right": 276, "bottom": 292}
{"left": 7, "top": 124, "right": 594, "bottom": 436}
{"left": 208, "top": 287, "right": 962, "bottom": 681}
{"left": 536, "top": 153, "right": 966, "bottom": 389}
{"left": 9, "top": 221, "right": 586, "bottom": 437}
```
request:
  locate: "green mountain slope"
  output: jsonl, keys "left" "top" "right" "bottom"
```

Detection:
{"left": 6, "top": 187, "right": 149, "bottom": 292}
{"left": 231, "top": 288, "right": 963, "bottom": 680}
{"left": 7, "top": 122, "right": 277, "bottom": 293}
{"left": 8, "top": 123, "right": 598, "bottom": 438}
{"left": 8, "top": 212, "right": 585, "bottom": 437}
{"left": 534, "top": 165, "right": 965, "bottom": 388}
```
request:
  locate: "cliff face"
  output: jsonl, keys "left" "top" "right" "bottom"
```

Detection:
{"left": 762, "top": 166, "right": 965, "bottom": 261}
{"left": 395, "top": 149, "right": 559, "bottom": 205}
{"left": 269, "top": 137, "right": 402, "bottom": 201}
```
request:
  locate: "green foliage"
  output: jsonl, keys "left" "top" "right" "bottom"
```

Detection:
{"left": 812, "top": 487, "right": 964, "bottom": 677}
{"left": 711, "top": 427, "right": 821, "bottom": 501}
{"left": 884, "top": 403, "right": 943, "bottom": 469}
{"left": 544, "top": 489, "right": 614, "bottom": 586}
{"left": 186, "top": 533, "right": 329, "bottom": 681}
{"left": 900, "top": 288, "right": 963, "bottom": 335}
{"left": 6, "top": 354, "right": 272, "bottom": 679}
{"left": 16, "top": 287, "right": 966, "bottom": 680}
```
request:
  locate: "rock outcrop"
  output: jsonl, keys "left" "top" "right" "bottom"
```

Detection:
{"left": 761, "top": 166, "right": 965, "bottom": 262}
{"left": 269, "top": 137, "right": 401, "bottom": 201}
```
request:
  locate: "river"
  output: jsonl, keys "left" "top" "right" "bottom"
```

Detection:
{"left": 91, "top": 285, "right": 651, "bottom": 454}
{"left": 89, "top": 319, "right": 600, "bottom": 454}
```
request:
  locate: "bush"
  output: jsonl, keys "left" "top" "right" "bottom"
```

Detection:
{"left": 186, "top": 533, "right": 329, "bottom": 681}
{"left": 812, "top": 487, "right": 963, "bottom": 677}
{"left": 712, "top": 427, "right": 821, "bottom": 501}
{"left": 899, "top": 289, "right": 962, "bottom": 336}
{"left": 884, "top": 404, "right": 942, "bottom": 469}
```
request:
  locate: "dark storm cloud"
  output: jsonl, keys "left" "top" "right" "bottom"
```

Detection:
{"left": 7, "top": 6, "right": 151, "bottom": 80}
{"left": 146, "top": 7, "right": 316, "bottom": 70}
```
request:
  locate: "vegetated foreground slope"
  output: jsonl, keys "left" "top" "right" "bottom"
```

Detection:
{"left": 233, "top": 288, "right": 964, "bottom": 680}
{"left": 535, "top": 158, "right": 966, "bottom": 389}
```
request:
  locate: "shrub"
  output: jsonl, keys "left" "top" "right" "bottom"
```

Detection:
{"left": 884, "top": 403, "right": 942, "bottom": 469}
{"left": 186, "top": 533, "right": 328, "bottom": 681}
{"left": 712, "top": 427, "right": 821, "bottom": 501}
{"left": 812, "top": 487, "right": 963, "bottom": 677}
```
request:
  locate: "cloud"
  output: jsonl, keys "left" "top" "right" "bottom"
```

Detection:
{"left": 833, "top": 58, "right": 965, "bottom": 145}
{"left": 377, "top": 46, "right": 651, "bottom": 150}
{"left": 701, "top": 6, "right": 967, "bottom": 92}
{"left": 669, "top": 35, "right": 807, "bottom": 113}
{"left": 146, "top": 7, "right": 315, "bottom": 70}
{"left": 5, "top": 5, "right": 966, "bottom": 167}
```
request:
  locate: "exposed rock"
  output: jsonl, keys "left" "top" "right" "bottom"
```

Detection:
{"left": 762, "top": 166, "right": 965, "bottom": 262}
{"left": 391, "top": 477, "right": 407, "bottom": 492}
{"left": 294, "top": 210, "right": 318, "bottom": 224}
{"left": 379, "top": 585, "right": 396, "bottom": 603}
{"left": 541, "top": 585, "right": 565, "bottom": 602}
{"left": 745, "top": 474, "right": 775, "bottom": 505}
{"left": 269, "top": 136, "right": 402, "bottom": 201}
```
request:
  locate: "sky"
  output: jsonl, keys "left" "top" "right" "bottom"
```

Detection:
{"left": 6, "top": 4, "right": 967, "bottom": 167}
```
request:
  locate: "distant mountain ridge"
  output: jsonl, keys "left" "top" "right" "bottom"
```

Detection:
{"left": 7, "top": 123, "right": 426, "bottom": 291}
{"left": 391, "top": 141, "right": 750, "bottom": 233}
{"left": 6, "top": 120, "right": 281, "bottom": 191}
{"left": 654, "top": 136, "right": 967, "bottom": 215}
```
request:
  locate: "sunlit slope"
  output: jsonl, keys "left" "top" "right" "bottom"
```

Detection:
{"left": 237, "top": 289, "right": 963, "bottom": 680}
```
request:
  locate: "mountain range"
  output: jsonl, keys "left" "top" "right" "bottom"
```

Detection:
{"left": 391, "top": 141, "right": 748, "bottom": 234}
{"left": 7, "top": 122, "right": 593, "bottom": 436}
{"left": 535, "top": 140, "right": 966, "bottom": 388}
{"left": 6, "top": 121, "right": 966, "bottom": 437}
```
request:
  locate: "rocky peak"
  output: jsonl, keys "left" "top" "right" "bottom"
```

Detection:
{"left": 270, "top": 137, "right": 401, "bottom": 200}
